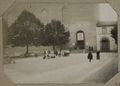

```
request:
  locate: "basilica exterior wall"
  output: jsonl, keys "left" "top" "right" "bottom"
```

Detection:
{"left": 62, "top": 4, "right": 97, "bottom": 50}
{"left": 4, "top": 3, "right": 98, "bottom": 50}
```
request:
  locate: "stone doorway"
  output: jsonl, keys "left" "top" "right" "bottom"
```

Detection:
{"left": 101, "top": 37, "right": 110, "bottom": 52}
{"left": 76, "top": 30, "right": 85, "bottom": 49}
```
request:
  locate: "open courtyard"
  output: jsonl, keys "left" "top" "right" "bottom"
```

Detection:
{"left": 4, "top": 52, "right": 118, "bottom": 83}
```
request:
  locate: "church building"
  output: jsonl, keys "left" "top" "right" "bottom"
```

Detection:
{"left": 3, "top": 2, "right": 117, "bottom": 52}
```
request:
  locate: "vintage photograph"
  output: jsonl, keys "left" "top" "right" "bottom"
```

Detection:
{"left": 3, "top": 2, "right": 118, "bottom": 83}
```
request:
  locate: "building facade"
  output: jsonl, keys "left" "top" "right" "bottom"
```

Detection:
{"left": 5, "top": 3, "right": 118, "bottom": 52}
{"left": 96, "top": 22, "right": 117, "bottom": 52}
{"left": 3, "top": 2, "right": 98, "bottom": 51}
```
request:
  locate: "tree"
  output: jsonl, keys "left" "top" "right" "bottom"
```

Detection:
{"left": 43, "top": 19, "right": 70, "bottom": 50}
{"left": 111, "top": 24, "right": 118, "bottom": 45}
{"left": 8, "top": 10, "right": 44, "bottom": 57}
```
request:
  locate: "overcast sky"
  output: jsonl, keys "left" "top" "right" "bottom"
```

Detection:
{"left": 98, "top": 3, "right": 117, "bottom": 22}
{"left": 6, "top": 3, "right": 118, "bottom": 27}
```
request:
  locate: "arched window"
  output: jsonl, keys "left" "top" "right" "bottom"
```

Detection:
{"left": 76, "top": 30, "right": 85, "bottom": 49}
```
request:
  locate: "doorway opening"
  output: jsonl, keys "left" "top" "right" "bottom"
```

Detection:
{"left": 76, "top": 30, "right": 85, "bottom": 49}
{"left": 100, "top": 37, "right": 110, "bottom": 52}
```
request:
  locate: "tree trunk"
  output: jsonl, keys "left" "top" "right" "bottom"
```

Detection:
{"left": 53, "top": 43, "right": 56, "bottom": 51}
{"left": 25, "top": 44, "right": 29, "bottom": 57}
{"left": 53, "top": 37, "right": 56, "bottom": 51}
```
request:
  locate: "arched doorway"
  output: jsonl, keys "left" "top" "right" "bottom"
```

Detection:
{"left": 76, "top": 30, "right": 85, "bottom": 49}
{"left": 100, "top": 37, "right": 110, "bottom": 52}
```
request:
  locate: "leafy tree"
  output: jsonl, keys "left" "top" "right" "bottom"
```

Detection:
{"left": 43, "top": 19, "right": 70, "bottom": 50}
{"left": 8, "top": 10, "right": 44, "bottom": 57}
{"left": 111, "top": 24, "right": 118, "bottom": 44}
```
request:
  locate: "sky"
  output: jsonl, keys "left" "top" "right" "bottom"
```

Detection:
{"left": 98, "top": 3, "right": 117, "bottom": 22}
{"left": 5, "top": 3, "right": 118, "bottom": 27}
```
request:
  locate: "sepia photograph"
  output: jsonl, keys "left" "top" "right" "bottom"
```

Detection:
{"left": 2, "top": 1, "right": 118, "bottom": 84}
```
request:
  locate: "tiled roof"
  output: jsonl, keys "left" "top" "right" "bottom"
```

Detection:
{"left": 96, "top": 21, "right": 117, "bottom": 27}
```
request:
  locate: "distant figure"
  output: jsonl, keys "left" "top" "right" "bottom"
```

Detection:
{"left": 47, "top": 50, "right": 51, "bottom": 59}
{"left": 48, "top": 50, "right": 51, "bottom": 54}
{"left": 91, "top": 46, "right": 93, "bottom": 51}
{"left": 58, "top": 49, "right": 62, "bottom": 56}
{"left": 43, "top": 50, "right": 48, "bottom": 59}
{"left": 43, "top": 51, "right": 46, "bottom": 59}
{"left": 54, "top": 50, "right": 58, "bottom": 56}
{"left": 43, "top": 51, "right": 47, "bottom": 59}
{"left": 96, "top": 51, "right": 100, "bottom": 60}
{"left": 88, "top": 46, "right": 92, "bottom": 51}
{"left": 87, "top": 51, "right": 93, "bottom": 62}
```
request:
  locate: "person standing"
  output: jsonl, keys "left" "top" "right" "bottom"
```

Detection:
{"left": 47, "top": 50, "right": 51, "bottom": 59}
{"left": 87, "top": 51, "right": 93, "bottom": 62}
{"left": 54, "top": 49, "right": 58, "bottom": 56}
{"left": 43, "top": 50, "right": 46, "bottom": 59}
{"left": 96, "top": 51, "right": 100, "bottom": 60}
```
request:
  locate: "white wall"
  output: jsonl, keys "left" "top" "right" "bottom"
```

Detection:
{"left": 96, "top": 26, "right": 117, "bottom": 51}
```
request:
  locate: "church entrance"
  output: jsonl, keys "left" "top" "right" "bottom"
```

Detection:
{"left": 100, "top": 37, "right": 110, "bottom": 52}
{"left": 76, "top": 30, "right": 85, "bottom": 49}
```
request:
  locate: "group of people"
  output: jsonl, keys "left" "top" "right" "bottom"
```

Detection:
{"left": 43, "top": 49, "right": 100, "bottom": 62}
{"left": 43, "top": 49, "right": 62, "bottom": 59}
{"left": 87, "top": 51, "right": 100, "bottom": 62}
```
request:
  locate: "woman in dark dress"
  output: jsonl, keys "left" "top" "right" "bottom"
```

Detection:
{"left": 88, "top": 51, "right": 93, "bottom": 62}
{"left": 96, "top": 51, "right": 100, "bottom": 60}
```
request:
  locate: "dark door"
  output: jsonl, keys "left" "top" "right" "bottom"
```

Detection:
{"left": 101, "top": 39, "right": 110, "bottom": 52}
